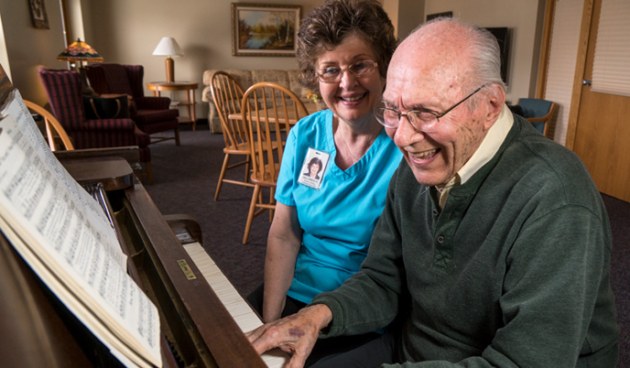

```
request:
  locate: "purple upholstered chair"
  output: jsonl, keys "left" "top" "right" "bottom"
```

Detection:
{"left": 86, "top": 63, "right": 180, "bottom": 145}
{"left": 37, "top": 67, "right": 155, "bottom": 184}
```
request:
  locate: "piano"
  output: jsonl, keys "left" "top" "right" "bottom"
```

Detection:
{"left": 0, "top": 153, "right": 288, "bottom": 368}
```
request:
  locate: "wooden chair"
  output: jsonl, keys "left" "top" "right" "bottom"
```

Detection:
{"left": 210, "top": 71, "right": 255, "bottom": 200}
{"left": 241, "top": 82, "right": 308, "bottom": 244}
{"left": 23, "top": 100, "right": 75, "bottom": 151}
{"left": 517, "top": 98, "right": 557, "bottom": 138}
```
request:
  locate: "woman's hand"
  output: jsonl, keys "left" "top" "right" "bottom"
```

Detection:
{"left": 246, "top": 304, "right": 333, "bottom": 368}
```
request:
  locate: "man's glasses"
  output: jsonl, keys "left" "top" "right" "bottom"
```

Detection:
{"left": 316, "top": 60, "right": 378, "bottom": 83}
{"left": 374, "top": 84, "right": 487, "bottom": 132}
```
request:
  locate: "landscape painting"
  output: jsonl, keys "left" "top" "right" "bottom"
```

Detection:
{"left": 232, "top": 3, "right": 301, "bottom": 56}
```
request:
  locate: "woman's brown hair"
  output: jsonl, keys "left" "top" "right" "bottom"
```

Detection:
{"left": 297, "top": 0, "right": 397, "bottom": 91}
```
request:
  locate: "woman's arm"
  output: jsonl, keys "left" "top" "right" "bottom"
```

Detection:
{"left": 263, "top": 202, "right": 303, "bottom": 323}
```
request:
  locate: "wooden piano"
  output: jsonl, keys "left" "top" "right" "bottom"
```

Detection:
{"left": 0, "top": 153, "right": 287, "bottom": 368}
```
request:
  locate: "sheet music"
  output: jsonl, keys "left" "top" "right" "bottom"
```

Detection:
{"left": 0, "top": 90, "right": 121, "bottom": 254}
{"left": 0, "top": 113, "right": 162, "bottom": 367}
{"left": 0, "top": 216, "right": 141, "bottom": 368}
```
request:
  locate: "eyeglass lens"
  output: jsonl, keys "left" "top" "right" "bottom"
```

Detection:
{"left": 373, "top": 84, "right": 487, "bottom": 132}
{"left": 317, "top": 60, "right": 377, "bottom": 82}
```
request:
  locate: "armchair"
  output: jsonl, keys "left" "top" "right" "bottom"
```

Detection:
{"left": 517, "top": 98, "right": 557, "bottom": 138}
{"left": 86, "top": 63, "right": 180, "bottom": 145}
{"left": 37, "top": 67, "right": 154, "bottom": 184}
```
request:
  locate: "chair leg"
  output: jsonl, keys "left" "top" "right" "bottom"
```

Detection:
{"left": 243, "top": 184, "right": 261, "bottom": 244}
{"left": 215, "top": 153, "right": 230, "bottom": 201}
{"left": 145, "top": 162, "right": 153, "bottom": 185}
{"left": 174, "top": 127, "right": 180, "bottom": 146}
{"left": 244, "top": 154, "right": 251, "bottom": 183}
{"left": 269, "top": 187, "right": 275, "bottom": 222}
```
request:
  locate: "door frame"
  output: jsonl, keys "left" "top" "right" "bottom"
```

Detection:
{"left": 536, "top": 0, "right": 596, "bottom": 150}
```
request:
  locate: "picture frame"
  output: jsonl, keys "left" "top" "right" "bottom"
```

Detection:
{"left": 231, "top": 3, "right": 301, "bottom": 57}
{"left": 28, "top": 0, "right": 50, "bottom": 29}
{"left": 426, "top": 11, "right": 453, "bottom": 22}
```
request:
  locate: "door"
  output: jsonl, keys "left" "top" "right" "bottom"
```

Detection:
{"left": 571, "top": 0, "right": 630, "bottom": 202}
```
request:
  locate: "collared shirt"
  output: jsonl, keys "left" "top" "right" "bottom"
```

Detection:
{"left": 437, "top": 104, "right": 514, "bottom": 208}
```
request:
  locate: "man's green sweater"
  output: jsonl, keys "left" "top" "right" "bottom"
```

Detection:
{"left": 312, "top": 116, "right": 619, "bottom": 367}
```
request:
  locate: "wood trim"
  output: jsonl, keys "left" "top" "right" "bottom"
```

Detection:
{"left": 535, "top": 0, "right": 556, "bottom": 99}
{"left": 59, "top": 0, "right": 72, "bottom": 47}
{"left": 565, "top": 0, "right": 595, "bottom": 150}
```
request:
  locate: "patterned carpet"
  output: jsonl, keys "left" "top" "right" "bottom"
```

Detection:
{"left": 145, "top": 124, "right": 629, "bottom": 367}
{"left": 145, "top": 124, "right": 270, "bottom": 298}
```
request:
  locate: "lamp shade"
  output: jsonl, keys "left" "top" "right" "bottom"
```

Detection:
{"left": 152, "top": 37, "right": 184, "bottom": 56}
{"left": 57, "top": 38, "right": 103, "bottom": 62}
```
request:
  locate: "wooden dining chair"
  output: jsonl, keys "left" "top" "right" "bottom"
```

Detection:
{"left": 241, "top": 82, "right": 308, "bottom": 244}
{"left": 23, "top": 100, "right": 75, "bottom": 151}
{"left": 210, "top": 71, "right": 257, "bottom": 200}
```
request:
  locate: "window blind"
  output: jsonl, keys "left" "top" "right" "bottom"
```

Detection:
{"left": 591, "top": 0, "right": 630, "bottom": 96}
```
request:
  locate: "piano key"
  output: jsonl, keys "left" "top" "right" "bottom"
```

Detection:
{"left": 183, "top": 242, "right": 289, "bottom": 368}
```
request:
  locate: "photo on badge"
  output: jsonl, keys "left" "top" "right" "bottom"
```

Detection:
{"left": 297, "top": 147, "right": 330, "bottom": 190}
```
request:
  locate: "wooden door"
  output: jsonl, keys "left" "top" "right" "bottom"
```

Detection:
{"left": 570, "top": 0, "right": 630, "bottom": 202}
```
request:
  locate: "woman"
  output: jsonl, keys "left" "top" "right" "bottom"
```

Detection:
{"left": 304, "top": 157, "right": 323, "bottom": 179}
{"left": 247, "top": 0, "right": 401, "bottom": 354}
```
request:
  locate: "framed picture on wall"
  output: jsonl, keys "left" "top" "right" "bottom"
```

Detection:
{"left": 426, "top": 11, "right": 453, "bottom": 22}
{"left": 28, "top": 0, "right": 50, "bottom": 29}
{"left": 231, "top": 3, "right": 301, "bottom": 57}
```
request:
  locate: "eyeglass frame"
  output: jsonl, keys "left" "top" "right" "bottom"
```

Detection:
{"left": 375, "top": 84, "right": 488, "bottom": 131}
{"left": 315, "top": 60, "right": 379, "bottom": 84}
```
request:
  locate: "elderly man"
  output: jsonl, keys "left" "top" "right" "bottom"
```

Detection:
{"left": 247, "top": 18, "right": 619, "bottom": 368}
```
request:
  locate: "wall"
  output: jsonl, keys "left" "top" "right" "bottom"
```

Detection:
{"left": 425, "top": 0, "right": 546, "bottom": 104}
{"left": 0, "top": 0, "right": 68, "bottom": 106}
{"left": 382, "top": 0, "right": 425, "bottom": 40}
{"left": 86, "top": 0, "right": 325, "bottom": 120}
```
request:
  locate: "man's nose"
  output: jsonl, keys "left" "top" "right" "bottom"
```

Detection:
{"left": 394, "top": 115, "right": 425, "bottom": 148}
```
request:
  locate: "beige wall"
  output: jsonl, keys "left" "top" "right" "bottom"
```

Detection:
{"left": 425, "top": 0, "right": 546, "bottom": 104}
{"left": 0, "top": 0, "right": 68, "bottom": 106}
{"left": 0, "top": 0, "right": 544, "bottom": 115}
{"left": 86, "top": 0, "right": 325, "bottom": 120}
{"left": 382, "top": 0, "right": 425, "bottom": 40}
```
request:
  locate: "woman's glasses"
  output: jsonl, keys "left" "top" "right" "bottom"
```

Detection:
{"left": 316, "top": 60, "right": 378, "bottom": 83}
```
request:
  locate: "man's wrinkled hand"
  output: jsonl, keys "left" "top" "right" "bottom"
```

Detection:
{"left": 246, "top": 304, "right": 333, "bottom": 368}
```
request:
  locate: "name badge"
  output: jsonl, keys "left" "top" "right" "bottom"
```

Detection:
{"left": 297, "top": 147, "right": 330, "bottom": 190}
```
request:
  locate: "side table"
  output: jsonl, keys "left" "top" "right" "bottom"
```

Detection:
{"left": 146, "top": 81, "right": 199, "bottom": 131}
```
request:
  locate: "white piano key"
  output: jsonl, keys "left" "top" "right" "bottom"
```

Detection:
{"left": 183, "top": 242, "right": 288, "bottom": 368}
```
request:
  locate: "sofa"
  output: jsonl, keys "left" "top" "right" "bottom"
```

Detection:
{"left": 201, "top": 69, "right": 312, "bottom": 133}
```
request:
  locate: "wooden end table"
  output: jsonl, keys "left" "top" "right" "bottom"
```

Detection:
{"left": 146, "top": 81, "right": 199, "bottom": 131}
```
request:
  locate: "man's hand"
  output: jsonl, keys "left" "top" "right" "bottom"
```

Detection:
{"left": 246, "top": 304, "right": 333, "bottom": 368}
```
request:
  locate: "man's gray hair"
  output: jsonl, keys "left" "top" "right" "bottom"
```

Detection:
{"left": 409, "top": 18, "right": 505, "bottom": 109}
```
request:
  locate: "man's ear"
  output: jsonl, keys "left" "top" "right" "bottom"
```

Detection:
{"left": 482, "top": 84, "right": 506, "bottom": 130}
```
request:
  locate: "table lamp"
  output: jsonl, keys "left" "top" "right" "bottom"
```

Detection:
{"left": 152, "top": 37, "right": 184, "bottom": 83}
{"left": 57, "top": 38, "right": 103, "bottom": 95}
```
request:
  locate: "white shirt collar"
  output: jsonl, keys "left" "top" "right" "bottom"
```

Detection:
{"left": 457, "top": 104, "right": 513, "bottom": 185}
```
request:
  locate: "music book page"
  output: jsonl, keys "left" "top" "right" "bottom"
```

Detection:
{"left": 0, "top": 109, "right": 162, "bottom": 366}
{"left": 0, "top": 89, "right": 123, "bottom": 263}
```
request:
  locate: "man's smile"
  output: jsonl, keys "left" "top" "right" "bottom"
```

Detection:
{"left": 408, "top": 148, "right": 439, "bottom": 162}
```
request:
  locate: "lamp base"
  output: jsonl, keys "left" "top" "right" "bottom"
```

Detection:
{"left": 78, "top": 66, "right": 96, "bottom": 96}
{"left": 165, "top": 56, "right": 174, "bottom": 83}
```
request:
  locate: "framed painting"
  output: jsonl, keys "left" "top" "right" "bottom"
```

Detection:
{"left": 231, "top": 3, "right": 301, "bottom": 57}
{"left": 29, "top": 0, "right": 50, "bottom": 29}
{"left": 426, "top": 11, "right": 453, "bottom": 22}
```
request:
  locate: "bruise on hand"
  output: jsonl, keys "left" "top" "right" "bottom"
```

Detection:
{"left": 289, "top": 327, "right": 305, "bottom": 338}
